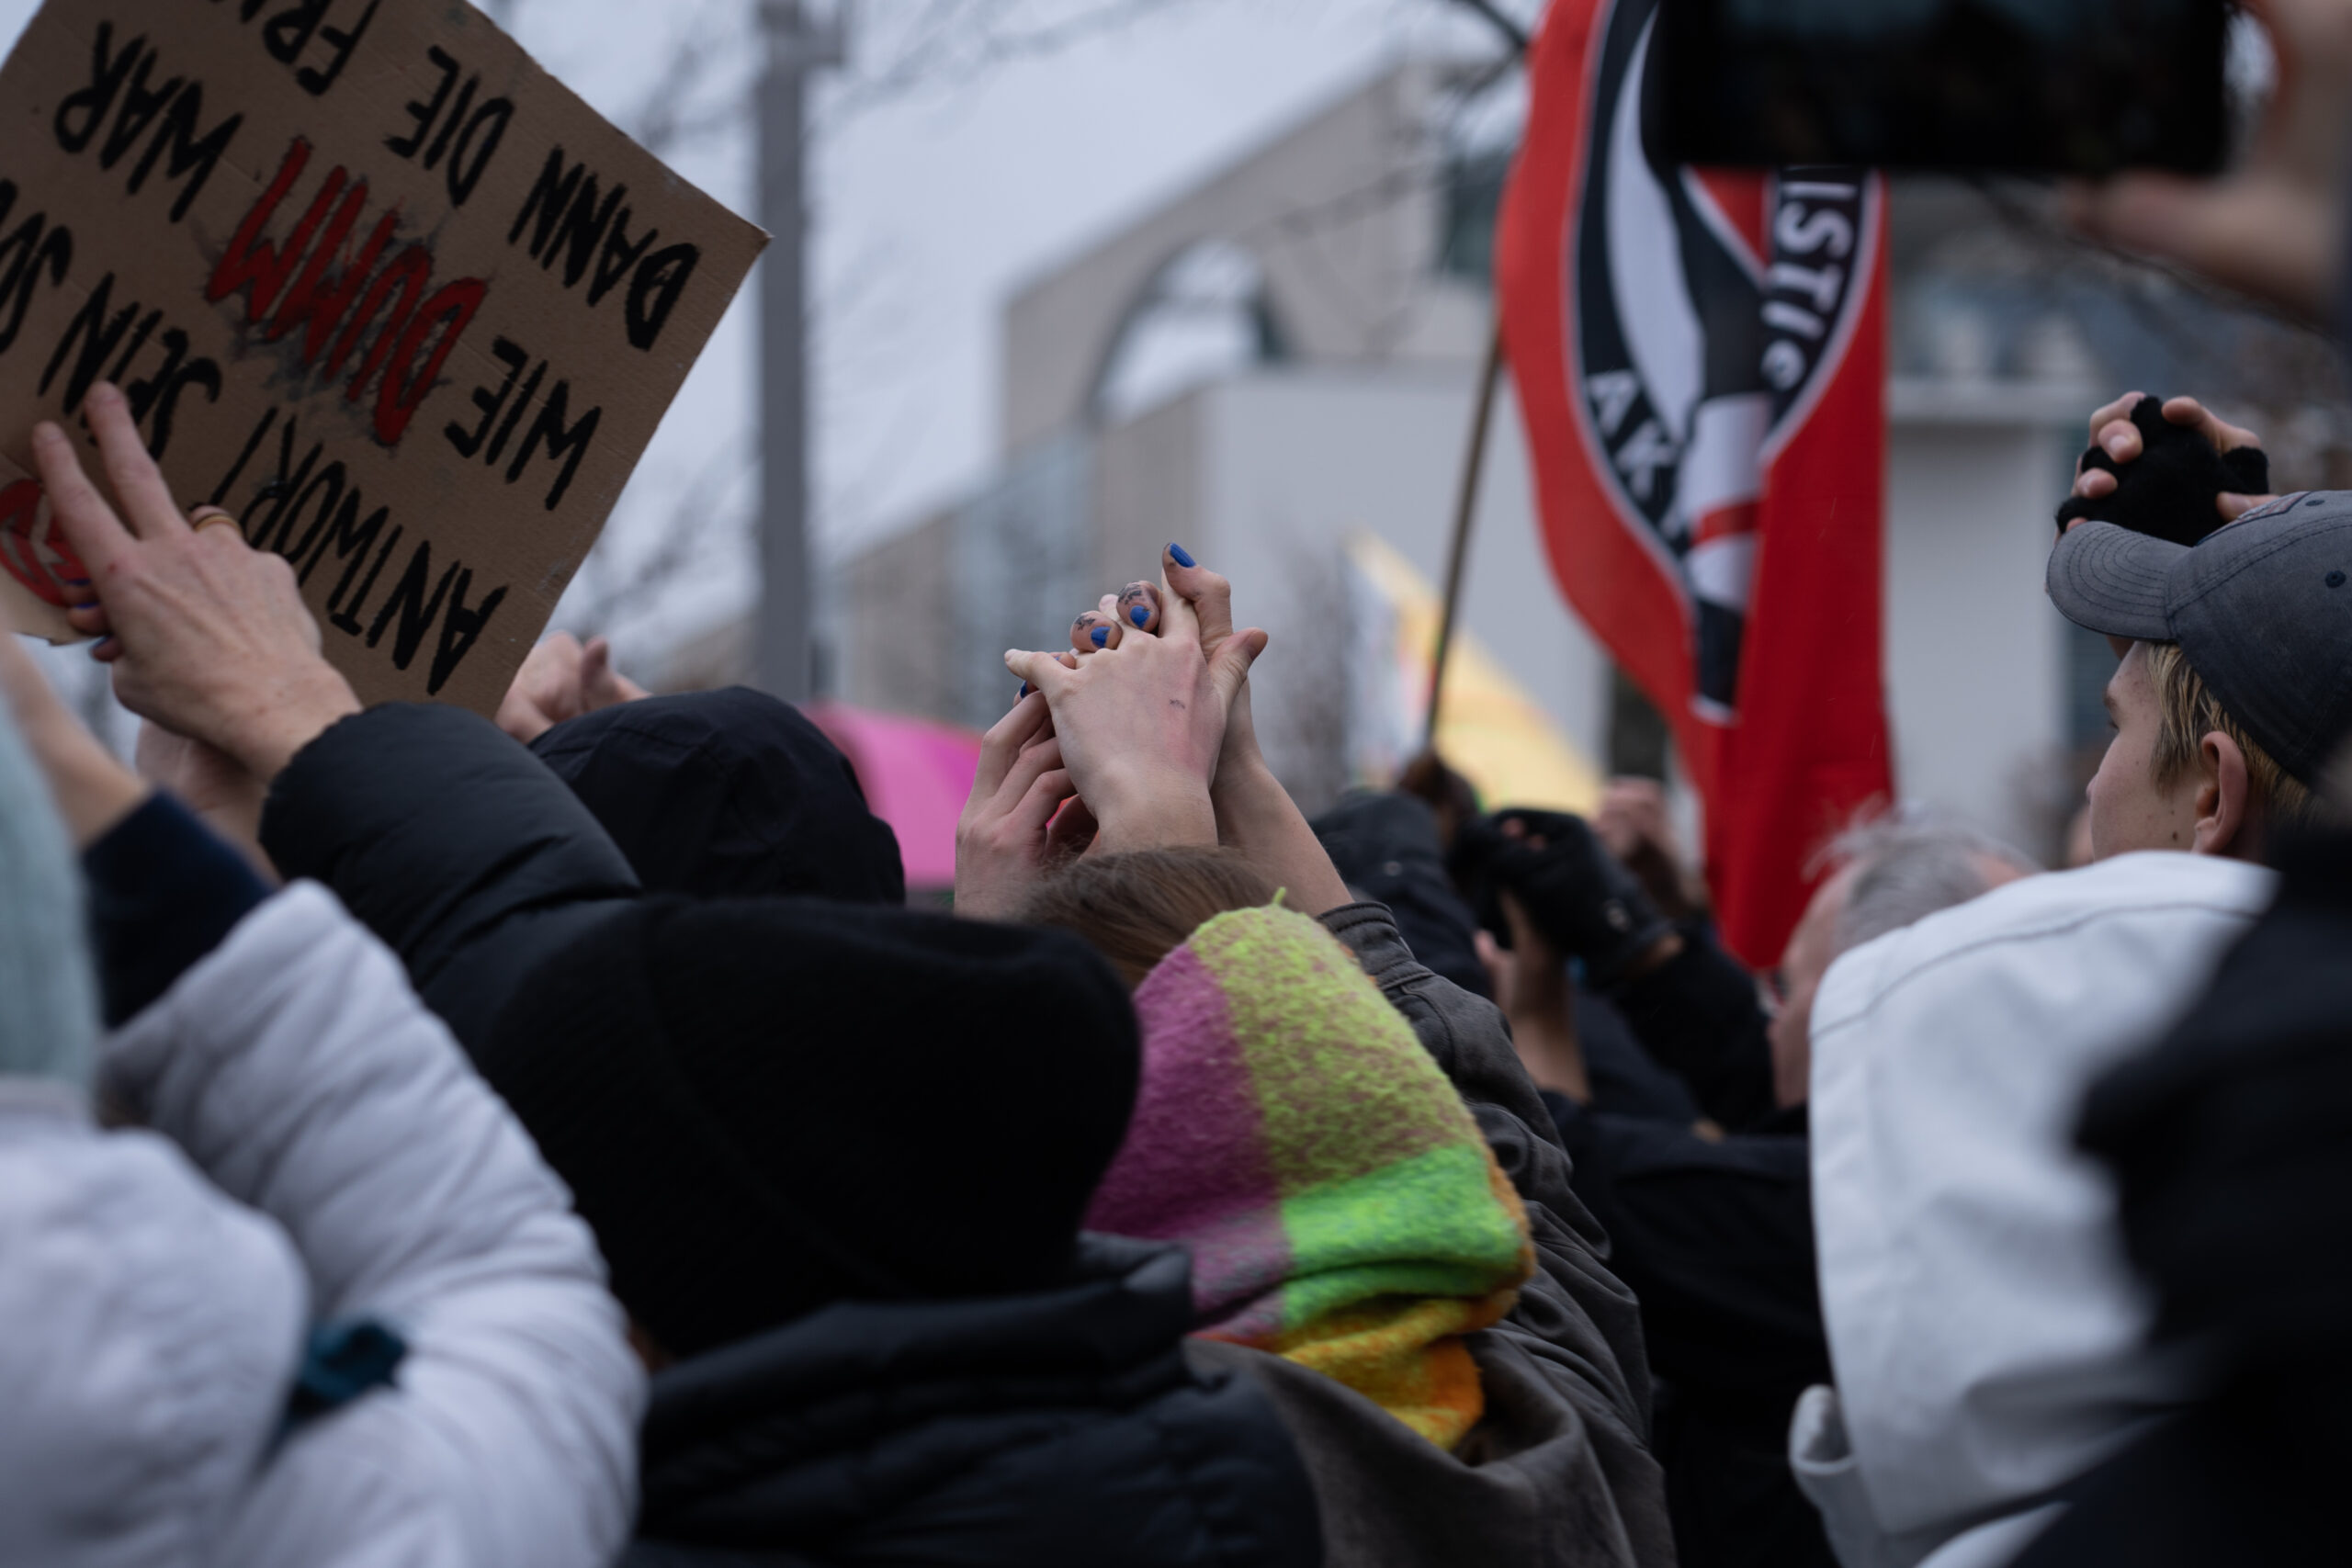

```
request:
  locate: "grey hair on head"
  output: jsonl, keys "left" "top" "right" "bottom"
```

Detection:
{"left": 1825, "top": 811, "right": 2041, "bottom": 958}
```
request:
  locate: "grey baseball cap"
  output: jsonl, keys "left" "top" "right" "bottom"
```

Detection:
{"left": 2048, "top": 492, "right": 2352, "bottom": 787}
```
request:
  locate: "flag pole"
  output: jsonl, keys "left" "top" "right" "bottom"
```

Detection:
{"left": 1422, "top": 317, "right": 1507, "bottom": 753}
{"left": 1421, "top": 0, "right": 1526, "bottom": 758}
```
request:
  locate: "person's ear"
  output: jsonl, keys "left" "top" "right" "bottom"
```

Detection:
{"left": 2192, "top": 729, "right": 2252, "bottom": 857}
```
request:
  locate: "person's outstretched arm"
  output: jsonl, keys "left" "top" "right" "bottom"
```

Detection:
{"left": 2065, "top": 0, "right": 2352, "bottom": 328}
{"left": 103, "top": 882, "right": 644, "bottom": 1568}
{"left": 259, "top": 702, "right": 640, "bottom": 1041}
{"left": 37, "top": 384, "right": 639, "bottom": 1044}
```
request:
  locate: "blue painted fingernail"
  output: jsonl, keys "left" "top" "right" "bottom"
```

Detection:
{"left": 1129, "top": 605, "right": 1149, "bottom": 627}
{"left": 1091, "top": 626, "right": 1109, "bottom": 648}
{"left": 1016, "top": 682, "right": 1032, "bottom": 701}
{"left": 1168, "top": 542, "right": 1196, "bottom": 569}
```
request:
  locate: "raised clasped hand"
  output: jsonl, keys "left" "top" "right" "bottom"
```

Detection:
{"left": 955, "top": 693, "right": 1099, "bottom": 920}
{"left": 954, "top": 544, "right": 1354, "bottom": 921}
{"left": 1004, "top": 558, "right": 1265, "bottom": 858}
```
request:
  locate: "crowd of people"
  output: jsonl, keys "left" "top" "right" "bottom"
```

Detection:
{"left": 6, "top": 6, "right": 2352, "bottom": 1565}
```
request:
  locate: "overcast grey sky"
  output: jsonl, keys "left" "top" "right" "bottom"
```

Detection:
{"left": 0, "top": 0, "right": 1531, "bottom": 662}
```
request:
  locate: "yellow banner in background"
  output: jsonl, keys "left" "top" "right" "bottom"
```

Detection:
{"left": 1346, "top": 532, "right": 1602, "bottom": 817}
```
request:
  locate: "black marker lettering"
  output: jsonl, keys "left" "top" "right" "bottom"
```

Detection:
{"left": 40, "top": 272, "right": 141, "bottom": 415}
{"left": 366, "top": 539, "right": 458, "bottom": 671}
{"left": 446, "top": 336, "right": 527, "bottom": 459}
{"left": 209, "top": 405, "right": 280, "bottom": 507}
{"left": 310, "top": 494, "right": 391, "bottom": 603}
{"left": 385, "top": 47, "right": 458, "bottom": 159}
{"left": 486, "top": 359, "right": 544, "bottom": 465}
{"left": 444, "top": 97, "right": 511, "bottom": 207}
{"left": 55, "top": 23, "right": 141, "bottom": 155}
{"left": 424, "top": 75, "right": 476, "bottom": 171}
{"left": 509, "top": 379, "right": 600, "bottom": 511}
{"left": 427, "top": 570, "right": 505, "bottom": 694}
{"left": 627, "top": 243, "right": 699, "bottom": 351}
{"left": 330, "top": 521, "right": 402, "bottom": 635}
{"left": 0, "top": 187, "right": 74, "bottom": 358}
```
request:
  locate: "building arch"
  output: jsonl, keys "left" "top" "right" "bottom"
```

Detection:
{"left": 1086, "top": 238, "right": 1290, "bottom": 426}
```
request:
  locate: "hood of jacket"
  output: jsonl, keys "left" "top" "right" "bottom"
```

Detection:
{"left": 0, "top": 1085, "right": 306, "bottom": 1568}
{"left": 628, "top": 1235, "right": 1320, "bottom": 1568}
{"left": 531, "top": 688, "right": 904, "bottom": 905}
{"left": 1797, "top": 852, "right": 2274, "bottom": 1567}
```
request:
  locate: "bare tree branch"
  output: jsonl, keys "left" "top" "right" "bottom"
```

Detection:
{"left": 823, "top": 0, "right": 1213, "bottom": 123}
{"left": 626, "top": 0, "right": 753, "bottom": 158}
{"left": 566, "top": 440, "right": 761, "bottom": 640}
{"left": 1439, "top": 0, "right": 1528, "bottom": 56}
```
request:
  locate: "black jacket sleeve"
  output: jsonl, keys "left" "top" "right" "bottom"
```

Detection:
{"left": 84, "top": 792, "right": 271, "bottom": 1027}
{"left": 259, "top": 704, "right": 642, "bottom": 1048}
{"left": 1609, "top": 926, "right": 1780, "bottom": 1131}
{"left": 1310, "top": 791, "right": 1493, "bottom": 999}
{"left": 1322, "top": 900, "right": 1661, "bottom": 1427}
{"left": 1319, "top": 900, "right": 1676, "bottom": 1567}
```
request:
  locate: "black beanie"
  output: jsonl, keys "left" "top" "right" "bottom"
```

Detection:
{"left": 531, "top": 688, "right": 905, "bottom": 905}
{"left": 478, "top": 897, "right": 1140, "bottom": 1358}
{"left": 2057, "top": 395, "right": 2271, "bottom": 547}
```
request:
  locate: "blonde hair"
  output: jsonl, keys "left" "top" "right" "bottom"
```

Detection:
{"left": 1020, "top": 848, "right": 1278, "bottom": 989}
{"left": 2145, "top": 641, "right": 2315, "bottom": 831}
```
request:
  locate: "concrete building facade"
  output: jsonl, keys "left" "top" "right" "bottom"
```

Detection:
{"left": 796, "top": 60, "right": 2300, "bottom": 863}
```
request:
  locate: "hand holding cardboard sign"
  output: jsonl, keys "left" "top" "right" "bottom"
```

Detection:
{"left": 40, "top": 385, "right": 360, "bottom": 781}
{"left": 0, "top": 0, "right": 765, "bottom": 710}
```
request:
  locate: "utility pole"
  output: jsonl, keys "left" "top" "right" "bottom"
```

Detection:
{"left": 756, "top": 1, "right": 845, "bottom": 704}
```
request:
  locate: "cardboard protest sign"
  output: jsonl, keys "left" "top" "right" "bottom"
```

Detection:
{"left": 0, "top": 0, "right": 765, "bottom": 713}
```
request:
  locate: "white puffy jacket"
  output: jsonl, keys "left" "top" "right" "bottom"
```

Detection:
{"left": 0, "top": 882, "right": 644, "bottom": 1568}
{"left": 1788, "top": 852, "right": 2275, "bottom": 1568}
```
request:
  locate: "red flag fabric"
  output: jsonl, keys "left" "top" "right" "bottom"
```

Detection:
{"left": 1495, "top": 0, "right": 1894, "bottom": 968}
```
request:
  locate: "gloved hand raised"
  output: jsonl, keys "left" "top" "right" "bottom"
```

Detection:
{"left": 1455, "top": 808, "right": 1674, "bottom": 989}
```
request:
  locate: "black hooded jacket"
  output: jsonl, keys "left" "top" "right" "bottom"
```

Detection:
{"left": 531, "top": 688, "right": 904, "bottom": 905}
{"left": 262, "top": 703, "right": 647, "bottom": 1046}
{"left": 623, "top": 1238, "right": 1322, "bottom": 1568}
{"left": 259, "top": 702, "right": 1327, "bottom": 1568}
{"left": 261, "top": 696, "right": 907, "bottom": 1047}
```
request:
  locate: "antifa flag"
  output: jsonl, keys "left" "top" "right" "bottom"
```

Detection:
{"left": 1496, "top": 0, "right": 1894, "bottom": 967}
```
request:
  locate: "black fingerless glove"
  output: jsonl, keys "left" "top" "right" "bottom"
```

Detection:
{"left": 1453, "top": 809, "right": 1673, "bottom": 988}
{"left": 2056, "top": 395, "right": 2270, "bottom": 547}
